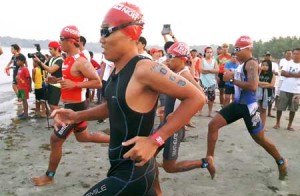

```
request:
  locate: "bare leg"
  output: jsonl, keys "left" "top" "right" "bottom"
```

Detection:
{"left": 219, "top": 88, "right": 224, "bottom": 106}
{"left": 75, "top": 128, "right": 110, "bottom": 143}
{"left": 206, "top": 113, "right": 228, "bottom": 157}
{"left": 273, "top": 110, "right": 282, "bottom": 129}
{"left": 207, "top": 101, "right": 214, "bottom": 117}
{"left": 259, "top": 106, "right": 267, "bottom": 131}
{"left": 287, "top": 111, "right": 295, "bottom": 131}
{"left": 224, "top": 94, "right": 230, "bottom": 107}
{"left": 23, "top": 100, "right": 28, "bottom": 116}
{"left": 12, "top": 84, "right": 18, "bottom": 96}
{"left": 32, "top": 134, "right": 65, "bottom": 186}
{"left": 251, "top": 131, "right": 287, "bottom": 180}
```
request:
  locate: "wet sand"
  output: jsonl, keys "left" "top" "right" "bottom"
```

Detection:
{"left": 1, "top": 87, "right": 300, "bottom": 196}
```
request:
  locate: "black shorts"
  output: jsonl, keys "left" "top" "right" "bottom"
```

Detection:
{"left": 84, "top": 159, "right": 156, "bottom": 196}
{"left": 219, "top": 102, "right": 263, "bottom": 134}
{"left": 163, "top": 128, "right": 185, "bottom": 160}
{"left": 218, "top": 73, "right": 225, "bottom": 89}
{"left": 225, "top": 85, "right": 235, "bottom": 95}
{"left": 159, "top": 94, "right": 167, "bottom": 107}
{"left": 47, "top": 85, "right": 61, "bottom": 106}
{"left": 54, "top": 101, "right": 88, "bottom": 139}
{"left": 34, "top": 88, "right": 45, "bottom": 101}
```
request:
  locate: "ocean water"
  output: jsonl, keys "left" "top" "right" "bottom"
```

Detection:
{"left": 0, "top": 46, "right": 103, "bottom": 126}
{"left": 0, "top": 46, "right": 103, "bottom": 85}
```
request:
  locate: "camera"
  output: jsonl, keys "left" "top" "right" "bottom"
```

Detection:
{"left": 28, "top": 44, "right": 46, "bottom": 63}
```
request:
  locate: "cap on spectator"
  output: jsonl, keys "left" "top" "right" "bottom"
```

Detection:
{"left": 265, "top": 51, "right": 271, "bottom": 56}
{"left": 48, "top": 41, "right": 60, "bottom": 49}
{"left": 150, "top": 48, "right": 160, "bottom": 55}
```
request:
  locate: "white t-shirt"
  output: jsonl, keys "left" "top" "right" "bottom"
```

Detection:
{"left": 280, "top": 61, "right": 300, "bottom": 93}
{"left": 279, "top": 58, "right": 292, "bottom": 81}
{"left": 140, "top": 51, "right": 153, "bottom": 60}
{"left": 82, "top": 49, "right": 91, "bottom": 62}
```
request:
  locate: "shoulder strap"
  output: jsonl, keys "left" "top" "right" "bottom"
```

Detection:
{"left": 243, "top": 57, "right": 257, "bottom": 76}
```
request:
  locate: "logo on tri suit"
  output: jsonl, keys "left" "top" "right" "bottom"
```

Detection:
{"left": 251, "top": 111, "right": 260, "bottom": 127}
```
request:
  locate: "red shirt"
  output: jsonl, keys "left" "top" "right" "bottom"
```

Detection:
{"left": 61, "top": 53, "right": 86, "bottom": 102}
{"left": 91, "top": 58, "right": 101, "bottom": 70}
{"left": 217, "top": 54, "right": 231, "bottom": 73}
{"left": 16, "top": 67, "right": 30, "bottom": 90}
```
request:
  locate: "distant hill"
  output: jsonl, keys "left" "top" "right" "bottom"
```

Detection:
{"left": 0, "top": 36, "right": 103, "bottom": 53}
{"left": 0, "top": 36, "right": 218, "bottom": 55}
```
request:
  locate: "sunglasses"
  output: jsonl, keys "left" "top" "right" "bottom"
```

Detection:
{"left": 60, "top": 37, "right": 71, "bottom": 42}
{"left": 166, "top": 53, "right": 187, "bottom": 59}
{"left": 233, "top": 45, "right": 252, "bottom": 53}
{"left": 100, "top": 21, "right": 144, "bottom": 38}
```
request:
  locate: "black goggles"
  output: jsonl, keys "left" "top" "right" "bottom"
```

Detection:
{"left": 100, "top": 21, "right": 144, "bottom": 38}
{"left": 166, "top": 53, "right": 187, "bottom": 59}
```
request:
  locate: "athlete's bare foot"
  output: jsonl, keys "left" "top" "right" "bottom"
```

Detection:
{"left": 31, "top": 175, "right": 54, "bottom": 186}
{"left": 278, "top": 159, "right": 288, "bottom": 180}
{"left": 273, "top": 124, "right": 280, "bottom": 129}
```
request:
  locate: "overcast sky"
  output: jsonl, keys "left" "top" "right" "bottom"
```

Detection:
{"left": 1, "top": 0, "right": 298, "bottom": 47}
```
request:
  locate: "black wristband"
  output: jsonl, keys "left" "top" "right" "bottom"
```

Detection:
{"left": 171, "top": 36, "right": 175, "bottom": 39}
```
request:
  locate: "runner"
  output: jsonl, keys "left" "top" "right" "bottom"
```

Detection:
{"left": 154, "top": 42, "right": 213, "bottom": 195}
{"left": 206, "top": 35, "right": 287, "bottom": 180}
{"left": 51, "top": 2, "right": 204, "bottom": 195}
{"left": 31, "top": 25, "right": 110, "bottom": 186}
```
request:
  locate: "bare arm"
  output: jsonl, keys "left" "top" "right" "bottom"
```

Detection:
{"left": 281, "top": 70, "right": 300, "bottom": 78}
{"left": 58, "top": 58, "right": 101, "bottom": 89}
{"left": 52, "top": 102, "right": 109, "bottom": 125}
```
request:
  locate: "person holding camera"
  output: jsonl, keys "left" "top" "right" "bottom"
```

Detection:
{"left": 33, "top": 41, "right": 63, "bottom": 115}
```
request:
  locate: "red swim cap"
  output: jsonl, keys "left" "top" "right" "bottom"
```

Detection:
{"left": 48, "top": 41, "right": 60, "bottom": 49}
{"left": 60, "top": 25, "right": 80, "bottom": 42}
{"left": 102, "top": 2, "right": 144, "bottom": 40}
{"left": 235, "top": 35, "right": 253, "bottom": 47}
{"left": 167, "top": 42, "right": 190, "bottom": 57}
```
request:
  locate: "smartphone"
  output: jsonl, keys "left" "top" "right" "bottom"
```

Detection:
{"left": 161, "top": 24, "right": 171, "bottom": 35}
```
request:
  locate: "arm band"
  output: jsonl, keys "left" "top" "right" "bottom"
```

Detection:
{"left": 151, "top": 132, "right": 165, "bottom": 147}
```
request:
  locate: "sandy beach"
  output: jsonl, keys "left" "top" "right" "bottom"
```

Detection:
{"left": 0, "top": 84, "right": 300, "bottom": 196}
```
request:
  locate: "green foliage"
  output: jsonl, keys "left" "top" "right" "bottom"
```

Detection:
{"left": 253, "top": 36, "right": 300, "bottom": 60}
